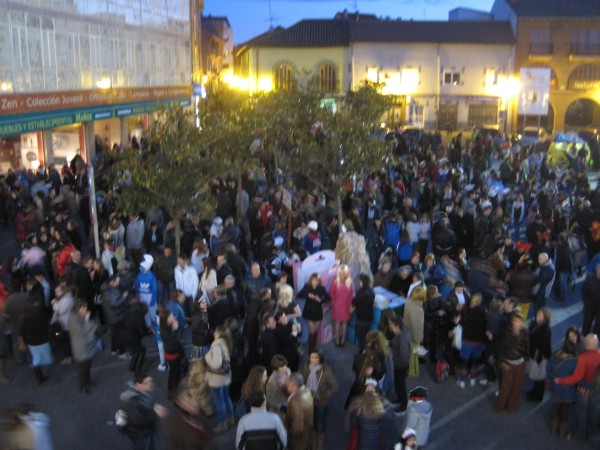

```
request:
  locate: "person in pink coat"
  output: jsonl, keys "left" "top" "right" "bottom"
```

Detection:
{"left": 329, "top": 264, "right": 355, "bottom": 347}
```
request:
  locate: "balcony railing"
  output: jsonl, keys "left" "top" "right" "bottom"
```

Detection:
{"left": 570, "top": 43, "right": 600, "bottom": 56}
{"left": 529, "top": 42, "right": 553, "bottom": 55}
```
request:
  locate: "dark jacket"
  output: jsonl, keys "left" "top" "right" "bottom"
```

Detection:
{"left": 350, "top": 393, "right": 388, "bottom": 450}
{"left": 69, "top": 263, "right": 93, "bottom": 305}
{"left": 154, "top": 252, "right": 177, "bottom": 284}
{"left": 191, "top": 311, "right": 212, "bottom": 347}
{"left": 582, "top": 274, "right": 600, "bottom": 307}
{"left": 528, "top": 321, "right": 552, "bottom": 361}
{"left": 508, "top": 267, "right": 535, "bottom": 302}
{"left": 161, "top": 323, "right": 183, "bottom": 355}
{"left": 496, "top": 326, "right": 528, "bottom": 363}
{"left": 208, "top": 297, "right": 232, "bottom": 329}
{"left": 298, "top": 284, "right": 330, "bottom": 321}
{"left": 555, "top": 242, "right": 573, "bottom": 273}
{"left": 121, "top": 303, "right": 148, "bottom": 349}
{"left": 275, "top": 323, "right": 299, "bottom": 370}
{"left": 260, "top": 328, "right": 278, "bottom": 370}
{"left": 243, "top": 275, "right": 271, "bottom": 304}
{"left": 391, "top": 326, "right": 412, "bottom": 369}
{"left": 21, "top": 299, "right": 49, "bottom": 346}
{"left": 352, "top": 286, "right": 375, "bottom": 323}
{"left": 120, "top": 385, "right": 159, "bottom": 438}
{"left": 301, "top": 362, "right": 339, "bottom": 407}
{"left": 101, "top": 283, "right": 127, "bottom": 325}
{"left": 461, "top": 305, "right": 487, "bottom": 343}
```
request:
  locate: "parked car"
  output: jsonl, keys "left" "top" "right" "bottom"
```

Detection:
{"left": 479, "top": 124, "right": 500, "bottom": 139}
{"left": 519, "top": 127, "right": 548, "bottom": 147}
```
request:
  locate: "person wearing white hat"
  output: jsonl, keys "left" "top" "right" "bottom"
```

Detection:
{"left": 394, "top": 428, "right": 417, "bottom": 449}
{"left": 303, "top": 221, "right": 322, "bottom": 256}
{"left": 137, "top": 254, "right": 166, "bottom": 371}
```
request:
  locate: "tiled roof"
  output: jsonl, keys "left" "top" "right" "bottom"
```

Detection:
{"left": 503, "top": 0, "right": 600, "bottom": 17}
{"left": 240, "top": 20, "right": 350, "bottom": 47}
{"left": 350, "top": 21, "right": 514, "bottom": 45}
{"left": 238, "top": 19, "right": 514, "bottom": 48}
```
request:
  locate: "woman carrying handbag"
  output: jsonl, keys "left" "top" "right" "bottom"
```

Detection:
{"left": 526, "top": 307, "right": 552, "bottom": 402}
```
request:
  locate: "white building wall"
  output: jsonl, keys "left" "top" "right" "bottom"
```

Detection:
{"left": 352, "top": 42, "right": 514, "bottom": 129}
{"left": 250, "top": 47, "right": 350, "bottom": 94}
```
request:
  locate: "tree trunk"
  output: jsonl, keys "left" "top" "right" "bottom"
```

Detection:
{"left": 337, "top": 191, "right": 344, "bottom": 237}
{"left": 174, "top": 213, "right": 182, "bottom": 256}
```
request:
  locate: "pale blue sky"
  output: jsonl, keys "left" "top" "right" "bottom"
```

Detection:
{"left": 205, "top": 0, "right": 496, "bottom": 44}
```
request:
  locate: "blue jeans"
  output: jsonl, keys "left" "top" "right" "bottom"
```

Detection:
{"left": 211, "top": 385, "right": 233, "bottom": 427}
{"left": 314, "top": 403, "right": 328, "bottom": 433}
{"left": 355, "top": 320, "right": 371, "bottom": 349}
{"left": 575, "top": 389, "right": 595, "bottom": 440}
{"left": 557, "top": 272, "right": 570, "bottom": 301}
{"left": 157, "top": 281, "right": 172, "bottom": 307}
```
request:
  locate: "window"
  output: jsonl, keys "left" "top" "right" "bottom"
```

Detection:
{"left": 485, "top": 68, "right": 500, "bottom": 86}
{"left": 571, "top": 29, "right": 600, "bottom": 55}
{"left": 274, "top": 63, "right": 293, "bottom": 91}
{"left": 319, "top": 64, "right": 337, "bottom": 92}
{"left": 443, "top": 71, "right": 461, "bottom": 86}
{"left": 530, "top": 29, "right": 552, "bottom": 54}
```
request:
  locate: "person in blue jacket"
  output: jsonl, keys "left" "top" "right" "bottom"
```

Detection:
{"left": 547, "top": 326, "right": 581, "bottom": 438}
{"left": 137, "top": 254, "right": 158, "bottom": 329}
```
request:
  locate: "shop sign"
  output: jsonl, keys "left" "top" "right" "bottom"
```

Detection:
{"left": 0, "top": 98, "right": 191, "bottom": 137}
{"left": 0, "top": 85, "right": 192, "bottom": 116}
{"left": 572, "top": 80, "right": 600, "bottom": 90}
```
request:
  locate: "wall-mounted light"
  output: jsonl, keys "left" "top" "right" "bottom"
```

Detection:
{"left": 1, "top": 82, "right": 13, "bottom": 92}
{"left": 96, "top": 78, "right": 111, "bottom": 89}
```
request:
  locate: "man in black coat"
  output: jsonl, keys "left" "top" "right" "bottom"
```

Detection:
{"left": 68, "top": 252, "right": 93, "bottom": 310}
{"left": 582, "top": 263, "right": 600, "bottom": 335}
{"left": 260, "top": 314, "right": 278, "bottom": 373}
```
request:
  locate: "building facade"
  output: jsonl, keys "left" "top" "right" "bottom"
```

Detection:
{"left": 0, "top": 0, "right": 196, "bottom": 170}
{"left": 235, "top": 17, "right": 514, "bottom": 131}
{"left": 201, "top": 15, "right": 234, "bottom": 81}
{"left": 491, "top": 0, "right": 600, "bottom": 133}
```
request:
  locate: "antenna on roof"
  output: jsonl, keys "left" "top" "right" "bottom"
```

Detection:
{"left": 268, "top": 0, "right": 275, "bottom": 31}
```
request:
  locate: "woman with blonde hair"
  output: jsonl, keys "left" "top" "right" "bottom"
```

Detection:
{"left": 329, "top": 264, "right": 355, "bottom": 347}
{"left": 298, "top": 273, "right": 331, "bottom": 353}
{"left": 403, "top": 285, "right": 428, "bottom": 373}
{"left": 276, "top": 284, "right": 301, "bottom": 321}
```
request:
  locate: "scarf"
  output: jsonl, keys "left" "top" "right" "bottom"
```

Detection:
{"left": 306, "top": 364, "right": 322, "bottom": 394}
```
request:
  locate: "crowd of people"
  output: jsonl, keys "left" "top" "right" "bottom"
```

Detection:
{"left": 1, "top": 126, "right": 600, "bottom": 449}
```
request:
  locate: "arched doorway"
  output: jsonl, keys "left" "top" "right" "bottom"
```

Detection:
{"left": 517, "top": 103, "right": 555, "bottom": 133}
{"left": 565, "top": 98, "right": 600, "bottom": 129}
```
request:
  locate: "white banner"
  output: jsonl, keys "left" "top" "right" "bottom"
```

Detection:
{"left": 518, "top": 68, "right": 551, "bottom": 116}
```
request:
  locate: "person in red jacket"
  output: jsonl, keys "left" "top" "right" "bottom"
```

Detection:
{"left": 56, "top": 238, "right": 76, "bottom": 279}
{"left": 554, "top": 334, "right": 600, "bottom": 441}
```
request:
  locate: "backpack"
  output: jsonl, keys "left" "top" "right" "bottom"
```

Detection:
{"left": 435, "top": 360, "right": 450, "bottom": 383}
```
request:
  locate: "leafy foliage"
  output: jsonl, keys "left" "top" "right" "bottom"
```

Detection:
{"left": 112, "top": 105, "right": 217, "bottom": 251}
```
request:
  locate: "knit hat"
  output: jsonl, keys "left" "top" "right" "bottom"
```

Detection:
{"left": 409, "top": 386, "right": 428, "bottom": 399}
{"left": 308, "top": 220, "right": 318, "bottom": 231}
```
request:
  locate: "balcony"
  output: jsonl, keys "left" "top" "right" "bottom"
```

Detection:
{"left": 570, "top": 43, "right": 600, "bottom": 57}
{"left": 529, "top": 42, "right": 553, "bottom": 56}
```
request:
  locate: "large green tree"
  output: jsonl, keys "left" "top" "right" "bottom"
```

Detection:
{"left": 290, "top": 81, "right": 394, "bottom": 227}
{"left": 113, "top": 105, "right": 219, "bottom": 253}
